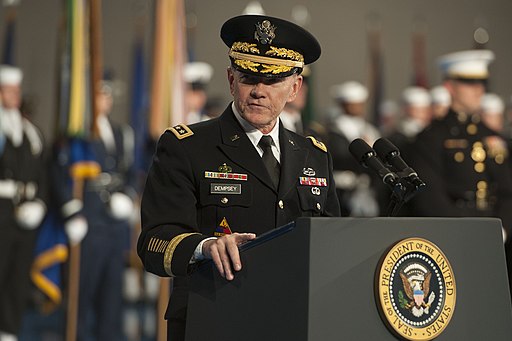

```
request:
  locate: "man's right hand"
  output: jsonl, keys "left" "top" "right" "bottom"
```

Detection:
{"left": 202, "top": 233, "right": 256, "bottom": 281}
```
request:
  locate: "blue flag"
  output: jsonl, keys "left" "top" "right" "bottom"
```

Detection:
{"left": 30, "top": 211, "right": 68, "bottom": 313}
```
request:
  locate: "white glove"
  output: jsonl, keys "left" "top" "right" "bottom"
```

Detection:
{"left": 349, "top": 187, "right": 380, "bottom": 217}
{"left": 65, "top": 215, "right": 88, "bottom": 245}
{"left": 15, "top": 200, "right": 46, "bottom": 230}
{"left": 109, "top": 192, "right": 134, "bottom": 220}
{"left": 144, "top": 272, "right": 160, "bottom": 301}
{"left": 123, "top": 267, "right": 142, "bottom": 302}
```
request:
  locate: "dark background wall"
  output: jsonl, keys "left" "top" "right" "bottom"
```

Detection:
{"left": 1, "top": 0, "right": 511, "bottom": 140}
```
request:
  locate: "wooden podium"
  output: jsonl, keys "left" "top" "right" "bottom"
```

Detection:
{"left": 185, "top": 217, "right": 512, "bottom": 340}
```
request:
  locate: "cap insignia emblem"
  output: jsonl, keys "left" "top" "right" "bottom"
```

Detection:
{"left": 255, "top": 20, "right": 276, "bottom": 45}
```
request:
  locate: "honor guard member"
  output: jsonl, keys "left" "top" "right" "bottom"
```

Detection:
{"left": 279, "top": 65, "right": 311, "bottom": 135}
{"left": 184, "top": 61, "right": 214, "bottom": 124}
{"left": 138, "top": 15, "right": 340, "bottom": 341}
{"left": 54, "top": 81, "right": 136, "bottom": 340}
{"left": 326, "top": 81, "right": 381, "bottom": 217}
{"left": 430, "top": 85, "right": 451, "bottom": 120}
{"left": 0, "top": 65, "right": 47, "bottom": 340}
{"left": 388, "top": 86, "right": 432, "bottom": 155}
{"left": 408, "top": 50, "right": 512, "bottom": 247}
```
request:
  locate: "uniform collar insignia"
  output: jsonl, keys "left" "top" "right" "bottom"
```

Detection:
{"left": 230, "top": 134, "right": 240, "bottom": 142}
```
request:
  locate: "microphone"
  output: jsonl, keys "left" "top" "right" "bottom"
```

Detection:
{"left": 373, "top": 138, "right": 426, "bottom": 190}
{"left": 348, "top": 138, "right": 399, "bottom": 187}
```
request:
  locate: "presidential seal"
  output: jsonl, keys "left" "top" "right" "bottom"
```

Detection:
{"left": 376, "top": 238, "right": 456, "bottom": 340}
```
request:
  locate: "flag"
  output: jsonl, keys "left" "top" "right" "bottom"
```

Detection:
{"left": 130, "top": 26, "right": 151, "bottom": 192}
{"left": 67, "top": 0, "right": 91, "bottom": 137}
{"left": 30, "top": 212, "right": 69, "bottom": 314}
{"left": 57, "top": 0, "right": 100, "bottom": 191}
{"left": 149, "top": 0, "right": 187, "bottom": 140}
{"left": 1, "top": 4, "right": 17, "bottom": 65}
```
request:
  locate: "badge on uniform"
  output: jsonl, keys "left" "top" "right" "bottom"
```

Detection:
{"left": 302, "top": 167, "right": 316, "bottom": 176}
{"left": 210, "top": 183, "right": 242, "bottom": 195}
{"left": 214, "top": 217, "right": 233, "bottom": 237}
{"left": 299, "top": 176, "right": 327, "bottom": 187}
{"left": 205, "top": 163, "right": 248, "bottom": 181}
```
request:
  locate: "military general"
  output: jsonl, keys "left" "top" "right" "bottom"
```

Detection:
{"left": 138, "top": 14, "right": 340, "bottom": 341}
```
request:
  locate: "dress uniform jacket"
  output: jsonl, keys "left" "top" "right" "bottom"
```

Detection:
{"left": 408, "top": 108, "right": 512, "bottom": 233}
{"left": 0, "top": 117, "right": 47, "bottom": 334}
{"left": 138, "top": 104, "right": 340, "bottom": 330}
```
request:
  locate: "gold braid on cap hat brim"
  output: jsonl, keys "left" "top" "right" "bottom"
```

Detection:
{"left": 447, "top": 71, "right": 489, "bottom": 80}
{"left": 229, "top": 42, "right": 304, "bottom": 74}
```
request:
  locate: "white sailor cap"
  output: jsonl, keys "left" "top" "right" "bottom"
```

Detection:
{"left": 481, "top": 93, "right": 504, "bottom": 115}
{"left": 242, "top": 1, "right": 265, "bottom": 15}
{"left": 0, "top": 65, "right": 23, "bottom": 86}
{"left": 184, "top": 62, "right": 213, "bottom": 87}
{"left": 438, "top": 49, "right": 494, "bottom": 80}
{"left": 430, "top": 86, "right": 451, "bottom": 106}
{"left": 331, "top": 81, "right": 368, "bottom": 103}
{"left": 402, "top": 86, "right": 431, "bottom": 107}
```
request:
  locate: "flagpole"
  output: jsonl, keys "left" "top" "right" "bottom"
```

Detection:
{"left": 89, "top": 0, "right": 103, "bottom": 139}
{"left": 65, "top": 0, "right": 85, "bottom": 339}
{"left": 65, "top": 0, "right": 103, "bottom": 340}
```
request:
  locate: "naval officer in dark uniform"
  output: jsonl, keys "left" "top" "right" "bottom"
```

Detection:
{"left": 408, "top": 50, "right": 512, "bottom": 252}
{"left": 0, "top": 65, "right": 47, "bottom": 340}
{"left": 138, "top": 14, "right": 340, "bottom": 341}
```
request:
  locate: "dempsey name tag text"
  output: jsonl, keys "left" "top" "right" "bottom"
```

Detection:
{"left": 210, "top": 183, "right": 242, "bottom": 195}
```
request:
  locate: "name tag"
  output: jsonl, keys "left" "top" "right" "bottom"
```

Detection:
{"left": 210, "top": 183, "right": 242, "bottom": 195}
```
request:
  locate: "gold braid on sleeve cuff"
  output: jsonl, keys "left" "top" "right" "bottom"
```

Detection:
{"left": 163, "top": 233, "right": 202, "bottom": 276}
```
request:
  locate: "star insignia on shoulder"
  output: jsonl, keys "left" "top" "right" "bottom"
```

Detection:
{"left": 167, "top": 124, "right": 194, "bottom": 140}
{"left": 306, "top": 136, "right": 327, "bottom": 152}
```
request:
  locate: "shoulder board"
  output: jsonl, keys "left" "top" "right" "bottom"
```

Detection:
{"left": 167, "top": 124, "right": 194, "bottom": 140}
{"left": 306, "top": 136, "right": 327, "bottom": 153}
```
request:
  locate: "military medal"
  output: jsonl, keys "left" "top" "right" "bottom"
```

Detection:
{"left": 205, "top": 163, "right": 248, "bottom": 181}
{"left": 299, "top": 176, "right": 327, "bottom": 187}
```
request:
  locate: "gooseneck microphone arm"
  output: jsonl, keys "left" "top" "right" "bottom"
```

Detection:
{"left": 373, "top": 138, "right": 427, "bottom": 216}
{"left": 348, "top": 138, "right": 400, "bottom": 188}
{"left": 349, "top": 138, "right": 407, "bottom": 216}
{"left": 373, "top": 138, "right": 426, "bottom": 192}
{"left": 348, "top": 138, "right": 427, "bottom": 217}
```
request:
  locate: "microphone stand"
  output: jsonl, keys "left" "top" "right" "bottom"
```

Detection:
{"left": 385, "top": 173, "right": 426, "bottom": 217}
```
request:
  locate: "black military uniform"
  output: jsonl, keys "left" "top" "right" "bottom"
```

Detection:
{"left": 408, "top": 108, "right": 512, "bottom": 231}
{"left": 139, "top": 105, "right": 340, "bottom": 333}
{"left": 138, "top": 14, "right": 340, "bottom": 341}
{"left": 0, "top": 65, "right": 48, "bottom": 336}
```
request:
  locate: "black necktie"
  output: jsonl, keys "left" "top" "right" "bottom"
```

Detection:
{"left": 258, "top": 135, "right": 280, "bottom": 189}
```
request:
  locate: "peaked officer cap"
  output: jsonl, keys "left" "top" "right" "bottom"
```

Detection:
{"left": 221, "top": 15, "right": 321, "bottom": 78}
